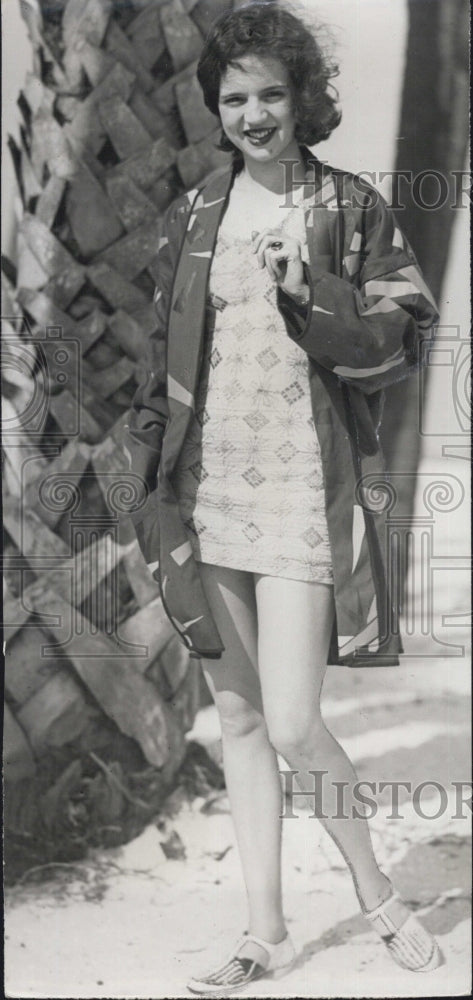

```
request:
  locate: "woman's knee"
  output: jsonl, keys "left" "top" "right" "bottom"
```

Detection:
{"left": 266, "top": 710, "right": 325, "bottom": 759}
{"left": 214, "top": 690, "right": 266, "bottom": 740}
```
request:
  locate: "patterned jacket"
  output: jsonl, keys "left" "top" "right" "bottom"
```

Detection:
{"left": 124, "top": 156, "right": 439, "bottom": 666}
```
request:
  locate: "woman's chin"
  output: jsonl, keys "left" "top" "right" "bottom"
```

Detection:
{"left": 239, "top": 136, "right": 301, "bottom": 168}
{"left": 241, "top": 142, "right": 283, "bottom": 165}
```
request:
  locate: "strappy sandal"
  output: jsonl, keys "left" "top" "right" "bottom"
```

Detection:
{"left": 186, "top": 930, "right": 296, "bottom": 995}
{"left": 364, "top": 892, "right": 444, "bottom": 972}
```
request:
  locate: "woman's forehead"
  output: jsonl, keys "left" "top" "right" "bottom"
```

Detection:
{"left": 219, "top": 54, "right": 290, "bottom": 94}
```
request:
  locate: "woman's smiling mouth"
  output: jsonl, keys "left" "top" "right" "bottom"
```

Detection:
{"left": 243, "top": 126, "right": 277, "bottom": 146}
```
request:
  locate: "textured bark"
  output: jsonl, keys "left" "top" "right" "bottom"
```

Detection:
{"left": 3, "top": 0, "right": 234, "bottom": 799}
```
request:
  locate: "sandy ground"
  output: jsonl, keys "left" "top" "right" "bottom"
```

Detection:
{"left": 4, "top": 458, "right": 471, "bottom": 999}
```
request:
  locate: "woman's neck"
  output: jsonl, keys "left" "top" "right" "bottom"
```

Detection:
{"left": 241, "top": 139, "right": 307, "bottom": 194}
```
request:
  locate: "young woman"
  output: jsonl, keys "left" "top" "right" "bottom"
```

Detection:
{"left": 125, "top": 3, "right": 442, "bottom": 992}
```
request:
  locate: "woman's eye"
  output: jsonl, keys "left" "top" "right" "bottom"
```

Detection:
{"left": 220, "top": 90, "right": 286, "bottom": 106}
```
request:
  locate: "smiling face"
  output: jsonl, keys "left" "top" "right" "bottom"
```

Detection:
{"left": 218, "top": 54, "right": 298, "bottom": 167}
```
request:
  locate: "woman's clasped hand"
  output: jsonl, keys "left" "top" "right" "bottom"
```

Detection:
{"left": 251, "top": 228, "right": 308, "bottom": 301}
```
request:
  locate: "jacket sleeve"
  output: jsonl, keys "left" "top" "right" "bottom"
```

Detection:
{"left": 122, "top": 202, "right": 179, "bottom": 538}
{"left": 278, "top": 189, "right": 439, "bottom": 395}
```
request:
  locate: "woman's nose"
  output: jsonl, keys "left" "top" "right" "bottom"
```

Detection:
{"left": 244, "top": 99, "right": 268, "bottom": 125}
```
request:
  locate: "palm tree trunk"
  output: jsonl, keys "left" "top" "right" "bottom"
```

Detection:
{"left": 2, "top": 0, "right": 233, "bottom": 877}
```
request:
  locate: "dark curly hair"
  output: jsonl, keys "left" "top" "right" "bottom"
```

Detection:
{"left": 196, "top": 2, "right": 341, "bottom": 157}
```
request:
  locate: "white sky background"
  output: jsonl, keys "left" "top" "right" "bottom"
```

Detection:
{"left": 289, "top": 0, "right": 408, "bottom": 193}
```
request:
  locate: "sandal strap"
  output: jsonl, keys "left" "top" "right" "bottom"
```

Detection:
{"left": 363, "top": 894, "right": 443, "bottom": 972}
{"left": 188, "top": 954, "right": 265, "bottom": 991}
{"left": 364, "top": 893, "right": 411, "bottom": 938}
{"left": 188, "top": 933, "right": 293, "bottom": 993}
{"left": 240, "top": 931, "right": 289, "bottom": 957}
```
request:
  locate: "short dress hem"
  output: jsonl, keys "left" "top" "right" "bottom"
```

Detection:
{"left": 191, "top": 543, "right": 334, "bottom": 586}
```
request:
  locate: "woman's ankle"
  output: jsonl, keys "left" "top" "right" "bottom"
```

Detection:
{"left": 356, "top": 871, "right": 393, "bottom": 914}
{"left": 247, "top": 919, "right": 288, "bottom": 945}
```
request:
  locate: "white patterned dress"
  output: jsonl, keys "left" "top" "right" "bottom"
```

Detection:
{"left": 174, "top": 171, "right": 333, "bottom": 584}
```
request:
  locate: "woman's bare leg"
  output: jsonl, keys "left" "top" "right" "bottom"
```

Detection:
{"left": 255, "top": 575, "right": 391, "bottom": 913}
{"left": 199, "top": 562, "right": 287, "bottom": 942}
